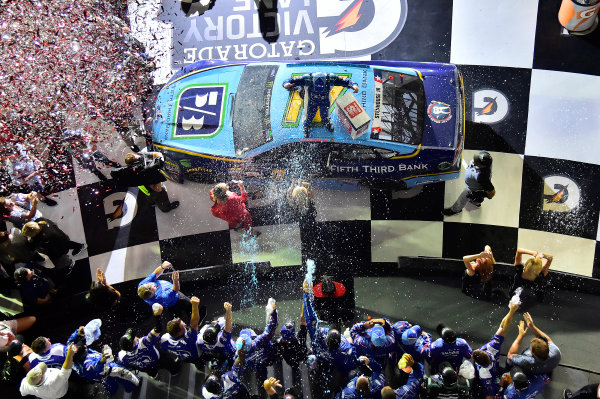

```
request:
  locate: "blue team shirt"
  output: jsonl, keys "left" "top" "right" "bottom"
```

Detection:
{"left": 391, "top": 321, "right": 432, "bottom": 363}
{"left": 395, "top": 363, "right": 425, "bottom": 399}
{"left": 202, "top": 363, "right": 245, "bottom": 399}
{"left": 29, "top": 343, "right": 66, "bottom": 369}
{"left": 72, "top": 349, "right": 105, "bottom": 381}
{"left": 427, "top": 337, "right": 473, "bottom": 371}
{"left": 233, "top": 309, "right": 278, "bottom": 368}
{"left": 503, "top": 374, "right": 550, "bottom": 399}
{"left": 303, "top": 293, "right": 359, "bottom": 373}
{"left": 118, "top": 332, "right": 160, "bottom": 370}
{"left": 198, "top": 321, "right": 235, "bottom": 357}
{"left": 350, "top": 321, "right": 396, "bottom": 364}
{"left": 161, "top": 327, "right": 199, "bottom": 361}
{"left": 476, "top": 334, "right": 504, "bottom": 397}
{"left": 139, "top": 273, "right": 179, "bottom": 308}
{"left": 338, "top": 359, "right": 385, "bottom": 399}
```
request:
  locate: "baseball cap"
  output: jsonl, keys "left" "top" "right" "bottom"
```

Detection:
{"left": 474, "top": 150, "right": 492, "bottom": 167}
{"left": 26, "top": 363, "right": 47, "bottom": 386}
{"left": 280, "top": 323, "right": 295, "bottom": 340}
{"left": 371, "top": 325, "right": 386, "bottom": 347}
{"left": 402, "top": 325, "right": 421, "bottom": 346}
{"left": 510, "top": 368, "right": 529, "bottom": 391}
{"left": 437, "top": 323, "right": 456, "bottom": 344}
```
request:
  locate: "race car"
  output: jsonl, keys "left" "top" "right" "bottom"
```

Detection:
{"left": 151, "top": 60, "right": 464, "bottom": 189}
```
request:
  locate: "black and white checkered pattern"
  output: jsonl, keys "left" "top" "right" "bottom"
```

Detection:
{"left": 42, "top": 0, "right": 600, "bottom": 297}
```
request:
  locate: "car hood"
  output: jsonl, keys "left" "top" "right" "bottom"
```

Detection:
{"left": 152, "top": 63, "right": 245, "bottom": 158}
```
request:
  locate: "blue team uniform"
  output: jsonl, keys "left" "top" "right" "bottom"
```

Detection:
{"left": 503, "top": 374, "right": 550, "bottom": 399}
{"left": 303, "top": 292, "right": 358, "bottom": 374}
{"left": 394, "top": 362, "right": 424, "bottom": 399}
{"left": 29, "top": 343, "right": 66, "bottom": 369}
{"left": 391, "top": 321, "right": 432, "bottom": 364}
{"left": 351, "top": 320, "right": 396, "bottom": 365}
{"left": 427, "top": 337, "right": 473, "bottom": 371}
{"left": 161, "top": 326, "right": 199, "bottom": 362}
{"left": 202, "top": 363, "right": 246, "bottom": 399}
{"left": 233, "top": 309, "right": 278, "bottom": 368}
{"left": 283, "top": 73, "right": 357, "bottom": 134}
{"left": 118, "top": 331, "right": 161, "bottom": 371}
{"left": 67, "top": 329, "right": 137, "bottom": 395}
{"left": 337, "top": 358, "right": 386, "bottom": 399}
{"left": 197, "top": 319, "right": 235, "bottom": 358}
{"left": 476, "top": 334, "right": 504, "bottom": 397}
{"left": 139, "top": 273, "right": 179, "bottom": 308}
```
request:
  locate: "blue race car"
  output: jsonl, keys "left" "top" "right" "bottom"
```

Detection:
{"left": 151, "top": 60, "right": 464, "bottom": 189}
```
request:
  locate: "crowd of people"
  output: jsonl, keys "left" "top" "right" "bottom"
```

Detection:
{"left": 2, "top": 257, "right": 586, "bottom": 399}
{"left": 0, "top": 132, "right": 590, "bottom": 399}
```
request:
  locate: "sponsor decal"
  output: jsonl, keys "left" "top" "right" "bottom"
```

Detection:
{"left": 162, "top": 0, "right": 407, "bottom": 66}
{"left": 437, "top": 161, "right": 452, "bottom": 171}
{"left": 472, "top": 88, "right": 509, "bottom": 124}
{"left": 542, "top": 175, "right": 580, "bottom": 212}
{"left": 104, "top": 191, "right": 138, "bottom": 230}
{"left": 172, "top": 84, "right": 227, "bottom": 138}
{"left": 427, "top": 101, "right": 452, "bottom": 124}
{"left": 344, "top": 101, "right": 362, "bottom": 118}
{"left": 328, "top": 163, "right": 428, "bottom": 174}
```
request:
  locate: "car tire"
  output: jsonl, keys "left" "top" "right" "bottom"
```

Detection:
{"left": 162, "top": 154, "right": 184, "bottom": 184}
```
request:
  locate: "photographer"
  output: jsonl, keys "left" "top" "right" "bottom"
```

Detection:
{"left": 210, "top": 180, "right": 260, "bottom": 237}
{"left": 111, "top": 149, "right": 179, "bottom": 213}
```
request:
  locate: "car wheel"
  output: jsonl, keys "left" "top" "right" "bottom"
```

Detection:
{"left": 162, "top": 154, "right": 184, "bottom": 184}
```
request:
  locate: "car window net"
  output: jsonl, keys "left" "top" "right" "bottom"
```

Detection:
{"left": 374, "top": 69, "right": 425, "bottom": 145}
{"left": 233, "top": 65, "right": 279, "bottom": 154}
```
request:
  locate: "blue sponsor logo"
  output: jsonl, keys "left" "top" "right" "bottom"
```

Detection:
{"left": 427, "top": 100, "right": 452, "bottom": 124}
{"left": 173, "top": 84, "right": 227, "bottom": 138}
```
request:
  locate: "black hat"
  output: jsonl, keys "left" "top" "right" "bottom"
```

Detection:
{"left": 325, "top": 329, "right": 341, "bottom": 350}
{"left": 203, "top": 324, "right": 220, "bottom": 346}
{"left": 437, "top": 323, "right": 457, "bottom": 344}
{"left": 441, "top": 365, "right": 457, "bottom": 386}
{"left": 474, "top": 150, "right": 492, "bottom": 167}
{"left": 119, "top": 328, "right": 135, "bottom": 352}
{"left": 203, "top": 375, "right": 222, "bottom": 396}
{"left": 511, "top": 368, "right": 529, "bottom": 391}
{"left": 7, "top": 340, "right": 23, "bottom": 357}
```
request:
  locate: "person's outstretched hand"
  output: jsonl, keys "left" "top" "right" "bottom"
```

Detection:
{"left": 523, "top": 312, "right": 534, "bottom": 327}
{"left": 517, "top": 320, "right": 528, "bottom": 337}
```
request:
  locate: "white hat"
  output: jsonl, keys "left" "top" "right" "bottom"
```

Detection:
{"left": 26, "top": 363, "right": 47, "bottom": 386}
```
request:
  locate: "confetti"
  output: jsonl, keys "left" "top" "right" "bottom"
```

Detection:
{"left": 0, "top": 0, "right": 153, "bottom": 193}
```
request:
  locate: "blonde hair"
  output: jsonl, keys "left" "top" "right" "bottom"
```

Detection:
{"left": 22, "top": 221, "right": 41, "bottom": 238}
{"left": 212, "top": 183, "right": 229, "bottom": 203}
{"left": 523, "top": 256, "right": 543, "bottom": 278}
{"left": 291, "top": 186, "right": 310, "bottom": 215}
{"left": 124, "top": 153, "right": 138, "bottom": 165}
{"left": 137, "top": 284, "right": 153, "bottom": 300}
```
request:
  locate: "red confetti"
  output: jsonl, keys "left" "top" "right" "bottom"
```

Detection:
{"left": 0, "top": 0, "right": 153, "bottom": 193}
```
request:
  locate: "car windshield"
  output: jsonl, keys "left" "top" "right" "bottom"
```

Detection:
{"left": 232, "top": 65, "right": 279, "bottom": 155}
{"left": 373, "top": 69, "right": 425, "bottom": 145}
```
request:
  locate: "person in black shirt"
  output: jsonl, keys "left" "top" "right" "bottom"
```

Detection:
{"left": 443, "top": 151, "right": 495, "bottom": 216}
{"left": 273, "top": 310, "right": 308, "bottom": 397}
